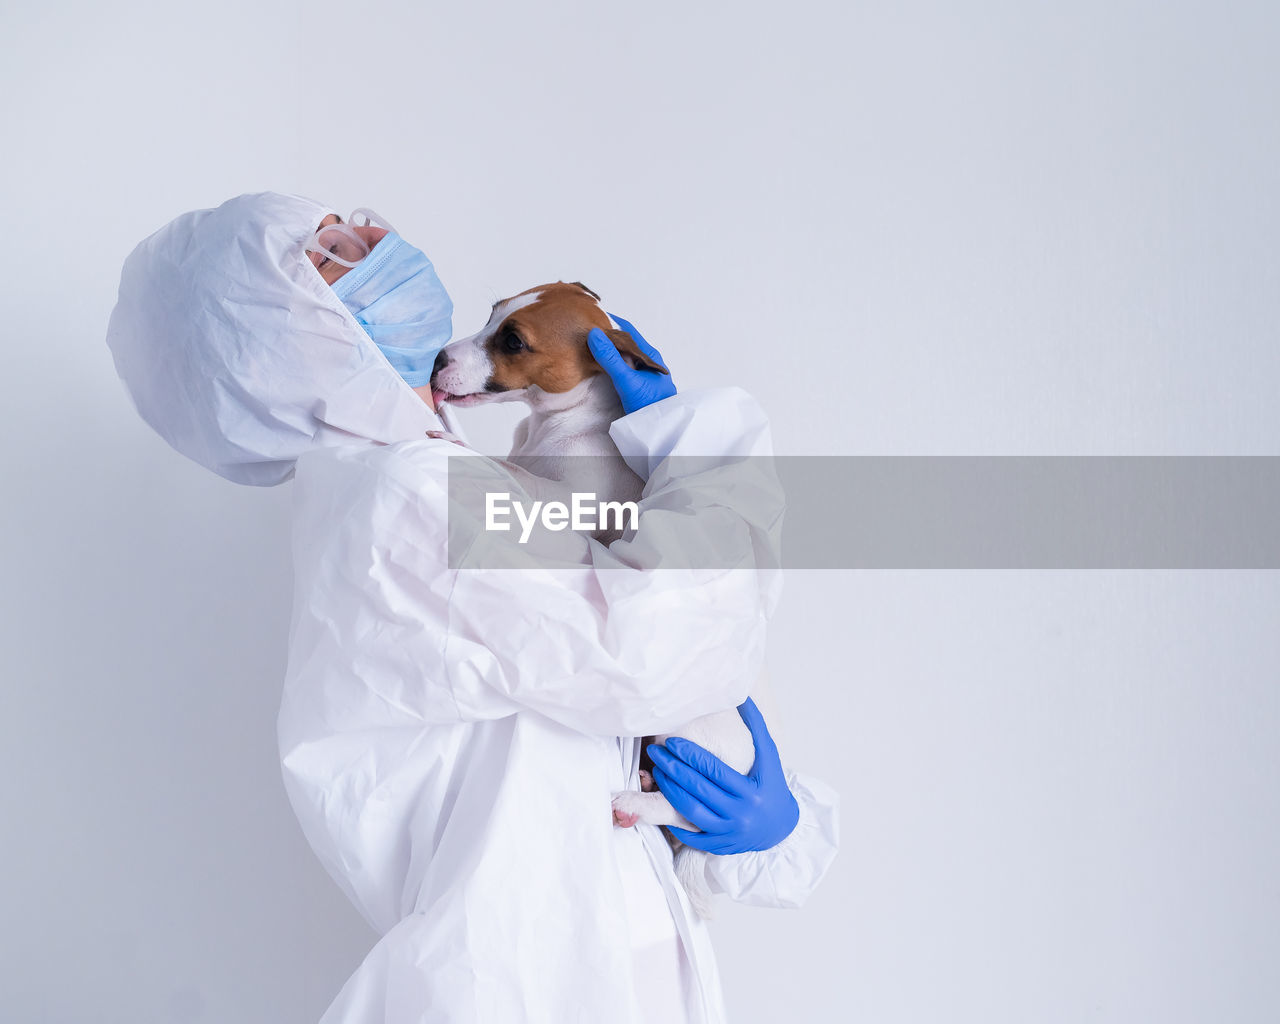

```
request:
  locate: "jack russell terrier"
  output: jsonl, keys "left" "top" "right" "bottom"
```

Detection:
{"left": 430, "top": 281, "right": 755, "bottom": 918}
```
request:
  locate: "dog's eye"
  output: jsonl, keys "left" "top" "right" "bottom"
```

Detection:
{"left": 501, "top": 331, "right": 525, "bottom": 354}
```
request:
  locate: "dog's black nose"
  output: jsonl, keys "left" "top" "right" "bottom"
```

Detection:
{"left": 432, "top": 349, "right": 450, "bottom": 377}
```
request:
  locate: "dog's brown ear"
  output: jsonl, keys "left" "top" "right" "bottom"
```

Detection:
{"left": 604, "top": 328, "right": 669, "bottom": 375}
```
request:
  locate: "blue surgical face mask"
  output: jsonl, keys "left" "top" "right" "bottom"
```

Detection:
{"left": 330, "top": 233, "right": 453, "bottom": 388}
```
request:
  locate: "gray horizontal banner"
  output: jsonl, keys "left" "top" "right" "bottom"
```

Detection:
{"left": 778, "top": 456, "right": 1280, "bottom": 569}
{"left": 447, "top": 456, "right": 1280, "bottom": 570}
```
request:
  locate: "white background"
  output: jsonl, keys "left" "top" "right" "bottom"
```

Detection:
{"left": 2, "top": 1, "right": 1278, "bottom": 1021}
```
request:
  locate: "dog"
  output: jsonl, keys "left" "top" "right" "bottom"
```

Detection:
{"left": 430, "top": 281, "right": 755, "bottom": 918}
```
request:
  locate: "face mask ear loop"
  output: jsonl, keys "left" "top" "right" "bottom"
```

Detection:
{"left": 349, "top": 207, "right": 399, "bottom": 235}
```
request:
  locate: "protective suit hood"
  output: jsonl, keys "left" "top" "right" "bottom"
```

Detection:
{"left": 106, "top": 191, "right": 442, "bottom": 486}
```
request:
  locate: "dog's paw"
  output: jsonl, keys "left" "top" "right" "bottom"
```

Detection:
{"left": 611, "top": 791, "right": 643, "bottom": 828}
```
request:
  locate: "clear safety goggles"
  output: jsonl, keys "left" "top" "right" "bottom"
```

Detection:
{"left": 305, "top": 208, "right": 398, "bottom": 268}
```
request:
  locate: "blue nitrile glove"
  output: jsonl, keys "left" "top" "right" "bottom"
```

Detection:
{"left": 587, "top": 313, "right": 678, "bottom": 415}
{"left": 647, "top": 698, "right": 800, "bottom": 854}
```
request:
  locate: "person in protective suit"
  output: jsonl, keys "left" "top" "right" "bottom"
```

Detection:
{"left": 106, "top": 192, "right": 839, "bottom": 1024}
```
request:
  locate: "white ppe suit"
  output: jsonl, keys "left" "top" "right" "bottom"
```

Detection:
{"left": 106, "top": 192, "right": 839, "bottom": 1023}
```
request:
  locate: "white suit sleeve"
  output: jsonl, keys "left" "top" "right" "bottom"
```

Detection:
{"left": 283, "top": 387, "right": 783, "bottom": 741}
{"left": 702, "top": 771, "right": 840, "bottom": 909}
